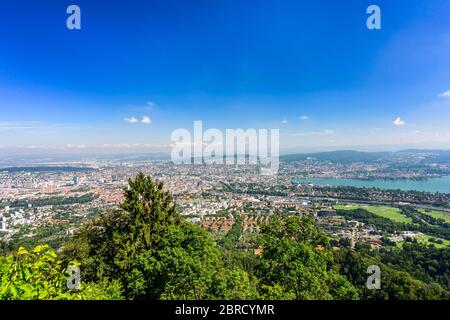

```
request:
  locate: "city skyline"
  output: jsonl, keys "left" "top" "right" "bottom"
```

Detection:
{"left": 1, "top": 0, "right": 450, "bottom": 154}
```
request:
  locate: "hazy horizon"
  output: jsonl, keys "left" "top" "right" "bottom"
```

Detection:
{"left": 1, "top": 145, "right": 450, "bottom": 162}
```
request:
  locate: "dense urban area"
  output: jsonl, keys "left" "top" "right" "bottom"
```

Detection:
{"left": 1, "top": 149, "right": 450, "bottom": 299}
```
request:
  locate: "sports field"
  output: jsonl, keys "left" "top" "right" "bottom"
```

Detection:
{"left": 418, "top": 209, "right": 450, "bottom": 224}
{"left": 333, "top": 204, "right": 413, "bottom": 224}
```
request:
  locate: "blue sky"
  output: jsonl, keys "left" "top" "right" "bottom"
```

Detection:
{"left": 0, "top": 0, "right": 450, "bottom": 154}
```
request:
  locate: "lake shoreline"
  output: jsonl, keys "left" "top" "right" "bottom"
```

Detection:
{"left": 292, "top": 176, "right": 450, "bottom": 194}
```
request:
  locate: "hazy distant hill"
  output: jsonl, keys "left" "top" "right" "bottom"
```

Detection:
{"left": 0, "top": 166, "right": 95, "bottom": 173}
{"left": 281, "top": 150, "right": 389, "bottom": 163}
{"left": 396, "top": 149, "right": 450, "bottom": 163}
{"left": 281, "top": 149, "right": 450, "bottom": 164}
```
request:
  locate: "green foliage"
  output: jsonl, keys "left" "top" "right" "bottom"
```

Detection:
{"left": 364, "top": 269, "right": 447, "bottom": 300}
{"left": 0, "top": 245, "right": 122, "bottom": 300}
{"left": 60, "top": 174, "right": 181, "bottom": 288}
{"left": 334, "top": 246, "right": 450, "bottom": 300}
{"left": 76, "top": 279, "right": 123, "bottom": 300}
{"left": 126, "top": 221, "right": 223, "bottom": 299}
{"left": 9, "top": 193, "right": 96, "bottom": 208}
{"left": 256, "top": 215, "right": 359, "bottom": 300}
{"left": 60, "top": 210, "right": 127, "bottom": 282}
{"left": 62, "top": 174, "right": 257, "bottom": 300}
{"left": 211, "top": 267, "right": 259, "bottom": 299}
{"left": 218, "top": 212, "right": 242, "bottom": 250}
{"left": 117, "top": 173, "right": 180, "bottom": 269}
{"left": 380, "top": 242, "right": 450, "bottom": 288}
{"left": 0, "top": 245, "right": 67, "bottom": 300}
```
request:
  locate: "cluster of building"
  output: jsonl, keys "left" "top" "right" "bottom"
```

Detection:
{"left": 201, "top": 216, "right": 235, "bottom": 233}
{"left": 281, "top": 153, "right": 450, "bottom": 180}
{"left": 0, "top": 156, "right": 448, "bottom": 250}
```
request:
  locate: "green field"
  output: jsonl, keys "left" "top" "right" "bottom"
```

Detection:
{"left": 416, "top": 234, "right": 450, "bottom": 248}
{"left": 333, "top": 204, "right": 413, "bottom": 224}
{"left": 395, "top": 236, "right": 450, "bottom": 249}
{"left": 418, "top": 209, "right": 450, "bottom": 224}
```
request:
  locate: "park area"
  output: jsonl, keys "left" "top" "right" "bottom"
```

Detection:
{"left": 333, "top": 204, "right": 413, "bottom": 223}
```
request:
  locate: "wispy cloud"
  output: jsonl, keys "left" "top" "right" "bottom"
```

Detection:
{"left": 291, "top": 129, "right": 335, "bottom": 137}
{"left": 393, "top": 117, "right": 406, "bottom": 126}
{"left": 438, "top": 90, "right": 450, "bottom": 98}
{"left": 299, "top": 115, "right": 309, "bottom": 121}
{"left": 0, "top": 122, "right": 82, "bottom": 132}
{"left": 0, "top": 121, "right": 42, "bottom": 130}
{"left": 281, "top": 118, "right": 288, "bottom": 124}
{"left": 9, "top": 143, "right": 170, "bottom": 150}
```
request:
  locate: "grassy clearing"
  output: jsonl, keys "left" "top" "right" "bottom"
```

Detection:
{"left": 418, "top": 209, "right": 450, "bottom": 224}
{"left": 395, "top": 235, "right": 450, "bottom": 248}
{"left": 416, "top": 234, "right": 450, "bottom": 248}
{"left": 333, "top": 204, "right": 413, "bottom": 224}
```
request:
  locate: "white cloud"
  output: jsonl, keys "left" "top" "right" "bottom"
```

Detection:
{"left": 124, "top": 117, "right": 139, "bottom": 124}
{"left": 124, "top": 116, "right": 151, "bottom": 124}
{"left": 141, "top": 116, "right": 151, "bottom": 124}
{"left": 291, "top": 129, "right": 335, "bottom": 137}
{"left": 281, "top": 118, "right": 288, "bottom": 124}
{"left": 393, "top": 117, "right": 406, "bottom": 126}
{"left": 65, "top": 144, "right": 87, "bottom": 149}
{"left": 438, "top": 90, "right": 450, "bottom": 98}
{"left": 299, "top": 115, "right": 309, "bottom": 121}
{"left": 147, "top": 101, "right": 156, "bottom": 107}
{"left": 99, "top": 143, "right": 168, "bottom": 149}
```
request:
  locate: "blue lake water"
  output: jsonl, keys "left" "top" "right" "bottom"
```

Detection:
{"left": 293, "top": 176, "right": 450, "bottom": 194}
